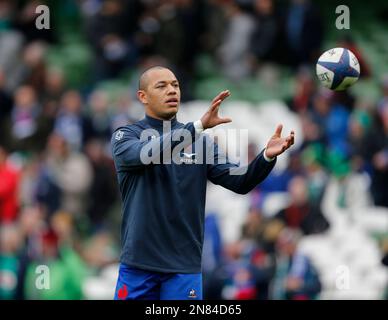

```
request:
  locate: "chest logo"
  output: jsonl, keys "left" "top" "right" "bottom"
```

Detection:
{"left": 180, "top": 152, "right": 197, "bottom": 164}
{"left": 115, "top": 130, "right": 124, "bottom": 141}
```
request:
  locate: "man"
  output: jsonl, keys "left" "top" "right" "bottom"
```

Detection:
{"left": 271, "top": 228, "right": 322, "bottom": 300}
{"left": 111, "top": 66, "right": 294, "bottom": 300}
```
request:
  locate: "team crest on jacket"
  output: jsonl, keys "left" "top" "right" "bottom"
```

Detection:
{"left": 188, "top": 289, "right": 197, "bottom": 298}
{"left": 115, "top": 130, "right": 124, "bottom": 141}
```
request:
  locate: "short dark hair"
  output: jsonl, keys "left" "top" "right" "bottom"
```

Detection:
{"left": 138, "top": 66, "right": 171, "bottom": 90}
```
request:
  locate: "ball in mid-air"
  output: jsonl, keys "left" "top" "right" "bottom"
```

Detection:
{"left": 316, "top": 47, "right": 360, "bottom": 91}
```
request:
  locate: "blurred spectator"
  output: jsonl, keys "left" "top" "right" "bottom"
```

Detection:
{"left": 8, "top": 85, "right": 42, "bottom": 151}
{"left": 54, "top": 90, "right": 92, "bottom": 151}
{"left": 230, "top": 263, "right": 258, "bottom": 300}
{"left": 325, "top": 97, "right": 351, "bottom": 159}
{"left": 51, "top": 211, "right": 76, "bottom": 246}
{"left": 85, "top": 0, "right": 137, "bottom": 81}
{"left": 363, "top": 103, "right": 388, "bottom": 207}
{"left": 222, "top": 241, "right": 257, "bottom": 300}
{"left": 87, "top": 90, "right": 113, "bottom": 143}
{"left": 348, "top": 102, "right": 373, "bottom": 172}
{"left": 14, "top": 205, "right": 46, "bottom": 300}
{"left": 200, "top": 0, "right": 228, "bottom": 55}
{"left": 0, "top": 146, "right": 20, "bottom": 223}
{"left": 41, "top": 68, "right": 67, "bottom": 119}
{"left": 0, "top": 224, "right": 22, "bottom": 299}
{"left": 110, "top": 93, "right": 138, "bottom": 131}
{"left": 19, "top": 41, "right": 48, "bottom": 93}
{"left": 338, "top": 34, "right": 371, "bottom": 78}
{"left": 283, "top": 0, "right": 323, "bottom": 67}
{"left": 0, "top": 1, "right": 24, "bottom": 91}
{"left": 275, "top": 176, "right": 329, "bottom": 235}
{"left": 288, "top": 66, "right": 316, "bottom": 113}
{"left": 382, "top": 238, "right": 388, "bottom": 268}
{"left": 36, "top": 133, "right": 93, "bottom": 216}
{"left": 217, "top": 0, "right": 256, "bottom": 82}
{"left": 300, "top": 113, "right": 325, "bottom": 148}
{"left": 154, "top": 0, "right": 202, "bottom": 100}
{"left": 202, "top": 213, "right": 225, "bottom": 300}
{"left": 84, "top": 139, "right": 117, "bottom": 229}
{"left": 0, "top": 68, "right": 13, "bottom": 146}
{"left": 0, "top": 0, "right": 14, "bottom": 32}
{"left": 271, "top": 228, "right": 321, "bottom": 300}
{"left": 0, "top": 68, "right": 12, "bottom": 116}
{"left": 377, "top": 75, "right": 388, "bottom": 110}
{"left": 332, "top": 90, "right": 356, "bottom": 113}
{"left": 13, "top": 205, "right": 87, "bottom": 300}
{"left": 250, "top": 0, "right": 281, "bottom": 67}
{"left": 82, "top": 230, "right": 118, "bottom": 270}
{"left": 23, "top": 227, "right": 87, "bottom": 300}
{"left": 241, "top": 207, "right": 278, "bottom": 299}
{"left": 202, "top": 213, "right": 223, "bottom": 275}
{"left": 301, "top": 147, "right": 328, "bottom": 203}
{"left": 308, "top": 88, "right": 333, "bottom": 147}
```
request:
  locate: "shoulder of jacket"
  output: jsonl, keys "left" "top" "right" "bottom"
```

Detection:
{"left": 114, "top": 119, "right": 145, "bottom": 132}
{"left": 112, "top": 124, "right": 138, "bottom": 143}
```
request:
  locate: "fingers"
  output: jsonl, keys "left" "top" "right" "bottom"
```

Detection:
{"left": 283, "top": 131, "right": 295, "bottom": 150}
{"left": 290, "top": 130, "right": 295, "bottom": 145}
{"left": 285, "top": 132, "right": 294, "bottom": 144}
{"left": 274, "top": 124, "right": 283, "bottom": 137}
{"left": 210, "top": 99, "right": 222, "bottom": 112}
{"left": 211, "top": 90, "right": 230, "bottom": 105}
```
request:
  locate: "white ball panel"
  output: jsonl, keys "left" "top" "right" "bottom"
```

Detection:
{"left": 316, "top": 64, "right": 334, "bottom": 89}
{"left": 318, "top": 47, "right": 344, "bottom": 63}
{"left": 348, "top": 50, "right": 361, "bottom": 73}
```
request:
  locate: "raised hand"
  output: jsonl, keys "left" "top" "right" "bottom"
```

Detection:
{"left": 200, "top": 90, "right": 232, "bottom": 129}
{"left": 265, "top": 124, "right": 295, "bottom": 159}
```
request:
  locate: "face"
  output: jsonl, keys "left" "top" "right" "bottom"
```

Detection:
{"left": 61, "top": 90, "right": 82, "bottom": 114}
{"left": 15, "top": 86, "right": 36, "bottom": 108}
{"left": 288, "top": 176, "right": 308, "bottom": 205}
{"left": 137, "top": 68, "right": 181, "bottom": 120}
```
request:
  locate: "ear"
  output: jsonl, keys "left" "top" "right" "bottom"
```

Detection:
{"left": 137, "top": 90, "right": 147, "bottom": 104}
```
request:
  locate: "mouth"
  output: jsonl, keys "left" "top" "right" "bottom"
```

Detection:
{"left": 165, "top": 98, "right": 179, "bottom": 107}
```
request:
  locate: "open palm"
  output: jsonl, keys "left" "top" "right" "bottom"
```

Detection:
{"left": 201, "top": 90, "right": 232, "bottom": 129}
{"left": 265, "top": 124, "right": 295, "bottom": 159}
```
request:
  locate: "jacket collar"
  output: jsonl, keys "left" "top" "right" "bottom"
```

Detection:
{"left": 144, "top": 114, "right": 178, "bottom": 129}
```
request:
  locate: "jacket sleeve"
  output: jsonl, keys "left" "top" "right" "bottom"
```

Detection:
{"left": 206, "top": 140, "right": 276, "bottom": 195}
{"left": 111, "top": 123, "right": 198, "bottom": 171}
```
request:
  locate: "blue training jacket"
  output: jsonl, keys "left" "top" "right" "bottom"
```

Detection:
{"left": 111, "top": 115, "right": 276, "bottom": 273}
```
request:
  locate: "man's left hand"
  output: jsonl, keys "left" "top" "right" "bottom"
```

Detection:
{"left": 265, "top": 124, "right": 295, "bottom": 159}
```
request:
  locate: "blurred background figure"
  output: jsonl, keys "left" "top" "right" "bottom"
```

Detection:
{"left": 283, "top": 0, "right": 323, "bottom": 67}
{"left": 85, "top": 0, "right": 136, "bottom": 82}
{"left": 0, "top": 146, "right": 20, "bottom": 223}
{"left": 35, "top": 132, "right": 93, "bottom": 218}
{"left": 275, "top": 175, "right": 329, "bottom": 235}
{"left": 250, "top": 0, "right": 281, "bottom": 68}
{"left": 217, "top": 0, "right": 255, "bottom": 82}
{"left": 54, "top": 90, "right": 91, "bottom": 151}
{"left": 271, "top": 228, "right": 321, "bottom": 300}
{"left": 0, "top": 224, "right": 22, "bottom": 299}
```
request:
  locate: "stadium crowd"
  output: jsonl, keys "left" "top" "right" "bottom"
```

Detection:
{"left": 0, "top": 0, "right": 387, "bottom": 299}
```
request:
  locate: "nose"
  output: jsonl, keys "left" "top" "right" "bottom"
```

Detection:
{"left": 167, "top": 84, "right": 177, "bottom": 95}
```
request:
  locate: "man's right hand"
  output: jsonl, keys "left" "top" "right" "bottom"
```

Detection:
{"left": 200, "top": 90, "right": 232, "bottom": 129}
